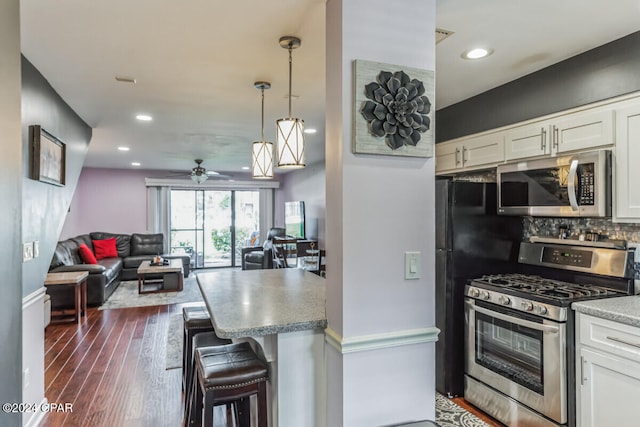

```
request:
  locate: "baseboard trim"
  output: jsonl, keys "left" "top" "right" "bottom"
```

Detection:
{"left": 325, "top": 326, "right": 440, "bottom": 354}
{"left": 22, "top": 287, "right": 46, "bottom": 310}
{"left": 23, "top": 398, "right": 47, "bottom": 427}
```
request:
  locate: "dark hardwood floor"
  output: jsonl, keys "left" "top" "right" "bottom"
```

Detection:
{"left": 42, "top": 304, "right": 184, "bottom": 427}
{"left": 43, "top": 304, "right": 505, "bottom": 427}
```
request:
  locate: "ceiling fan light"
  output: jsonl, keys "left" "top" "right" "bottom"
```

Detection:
{"left": 276, "top": 117, "right": 305, "bottom": 168}
{"left": 191, "top": 172, "right": 208, "bottom": 184}
{"left": 252, "top": 140, "right": 274, "bottom": 179}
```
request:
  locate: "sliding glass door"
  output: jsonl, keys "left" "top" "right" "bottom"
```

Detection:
{"left": 169, "top": 189, "right": 259, "bottom": 269}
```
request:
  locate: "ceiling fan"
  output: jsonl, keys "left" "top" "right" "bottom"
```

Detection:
{"left": 165, "top": 159, "right": 232, "bottom": 183}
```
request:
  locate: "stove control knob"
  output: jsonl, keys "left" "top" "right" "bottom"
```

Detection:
{"left": 521, "top": 301, "right": 534, "bottom": 311}
{"left": 480, "top": 291, "right": 490, "bottom": 300}
{"left": 498, "top": 295, "right": 511, "bottom": 306}
{"left": 536, "top": 305, "right": 548, "bottom": 315}
{"left": 469, "top": 288, "right": 480, "bottom": 298}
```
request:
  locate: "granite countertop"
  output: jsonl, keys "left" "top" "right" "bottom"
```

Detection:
{"left": 572, "top": 295, "right": 640, "bottom": 328}
{"left": 196, "top": 268, "right": 327, "bottom": 339}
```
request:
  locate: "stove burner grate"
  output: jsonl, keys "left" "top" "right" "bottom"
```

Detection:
{"left": 474, "top": 273, "right": 623, "bottom": 302}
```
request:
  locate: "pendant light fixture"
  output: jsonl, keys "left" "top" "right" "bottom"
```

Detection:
{"left": 252, "top": 81, "right": 274, "bottom": 179}
{"left": 276, "top": 36, "right": 305, "bottom": 169}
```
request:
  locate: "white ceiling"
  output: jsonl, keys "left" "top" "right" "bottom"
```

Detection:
{"left": 19, "top": 0, "right": 640, "bottom": 177}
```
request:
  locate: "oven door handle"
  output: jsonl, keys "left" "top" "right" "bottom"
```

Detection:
{"left": 467, "top": 301, "right": 560, "bottom": 334}
{"left": 568, "top": 159, "right": 579, "bottom": 211}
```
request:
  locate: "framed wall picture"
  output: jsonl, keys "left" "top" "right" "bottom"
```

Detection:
{"left": 353, "top": 59, "right": 434, "bottom": 158}
{"left": 30, "top": 125, "right": 66, "bottom": 186}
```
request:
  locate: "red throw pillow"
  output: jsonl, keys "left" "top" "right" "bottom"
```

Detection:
{"left": 92, "top": 238, "right": 118, "bottom": 259}
{"left": 78, "top": 243, "right": 97, "bottom": 264}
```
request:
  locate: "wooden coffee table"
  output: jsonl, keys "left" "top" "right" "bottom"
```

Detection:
{"left": 137, "top": 259, "right": 184, "bottom": 294}
{"left": 44, "top": 271, "right": 88, "bottom": 323}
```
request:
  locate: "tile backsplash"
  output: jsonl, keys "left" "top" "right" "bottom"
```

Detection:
{"left": 523, "top": 217, "right": 640, "bottom": 244}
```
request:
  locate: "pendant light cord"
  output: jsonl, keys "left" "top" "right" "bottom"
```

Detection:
{"left": 261, "top": 86, "right": 265, "bottom": 142}
{"left": 288, "top": 46, "right": 293, "bottom": 118}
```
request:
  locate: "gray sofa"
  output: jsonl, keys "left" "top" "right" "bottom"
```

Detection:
{"left": 48, "top": 232, "right": 190, "bottom": 307}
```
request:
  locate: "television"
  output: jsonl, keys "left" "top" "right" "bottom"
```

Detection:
{"left": 284, "top": 201, "right": 305, "bottom": 239}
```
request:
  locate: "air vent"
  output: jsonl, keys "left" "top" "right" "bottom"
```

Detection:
{"left": 436, "top": 28, "right": 454, "bottom": 44}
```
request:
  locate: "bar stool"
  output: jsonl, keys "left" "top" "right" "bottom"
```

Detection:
{"left": 191, "top": 342, "right": 269, "bottom": 427}
{"left": 183, "top": 305, "right": 216, "bottom": 390}
{"left": 183, "top": 331, "right": 232, "bottom": 426}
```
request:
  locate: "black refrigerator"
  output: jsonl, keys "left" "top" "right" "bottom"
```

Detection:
{"left": 435, "top": 178, "right": 523, "bottom": 397}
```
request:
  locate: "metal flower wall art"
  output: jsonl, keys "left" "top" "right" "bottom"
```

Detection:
{"left": 353, "top": 60, "right": 434, "bottom": 158}
{"left": 361, "top": 70, "right": 431, "bottom": 150}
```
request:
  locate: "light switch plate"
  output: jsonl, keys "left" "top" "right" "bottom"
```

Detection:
{"left": 404, "top": 251, "right": 421, "bottom": 280}
{"left": 23, "top": 242, "right": 33, "bottom": 262}
{"left": 33, "top": 240, "right": 39, "bottom": 258}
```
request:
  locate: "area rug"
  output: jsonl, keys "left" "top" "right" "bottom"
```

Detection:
{"left": 99, "top": 275, "right": 203, "bottom": 310}
{"left": 435, "top": 393, "right": 491, "bottom": 427}
{"left": 166, "top": 313, "right": 183, "bottom": 370}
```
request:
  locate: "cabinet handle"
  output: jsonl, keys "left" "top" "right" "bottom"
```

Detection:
{"left": 541, "top": 127, "right": 546, "bottom": 152}
{"left": 462, "top": 147, "right": 468, "bottom": 164}
{"left": 553, "top": 125, "right": 559, "bottom": 149}
{"left": 455, "top": 148, "right": 461, "bottom": 165}
{"left": 606, "top": 335, "right": 640, "bottom": 349}
{"left": 580, "top": 356, "right": 587, "bottom": 385}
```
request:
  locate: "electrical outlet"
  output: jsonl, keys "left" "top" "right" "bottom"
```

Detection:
{"left": 33, "top": 240, "right": 39, "bottom": 258}
{"left": 23, "top": 242, "right": 33, "bottom": 262}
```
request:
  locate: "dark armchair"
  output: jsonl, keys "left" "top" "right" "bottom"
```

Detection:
{"left": 241, "top": 227, "right": 286, "bottom": 270}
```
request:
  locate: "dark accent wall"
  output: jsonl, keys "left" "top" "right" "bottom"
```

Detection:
{"left": 0, "top": 2, "right": 22, "bottom": 424}
{"left": 21, "top": 56, "right": 92, "bottom": 296}
{"left": 436, "top": 31, "right": 640, "bottom": 142}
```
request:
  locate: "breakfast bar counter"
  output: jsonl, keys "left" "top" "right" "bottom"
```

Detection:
{"left": 196, "top": 268, "right": 327, "bottom": 427}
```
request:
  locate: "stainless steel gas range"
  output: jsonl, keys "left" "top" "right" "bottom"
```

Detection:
{"left": 464, "top": 241, "right": 637, "bottom": 427}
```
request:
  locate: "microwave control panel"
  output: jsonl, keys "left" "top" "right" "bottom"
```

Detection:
{"left": 578, "top": 165, "right": 595, "bottom": 206}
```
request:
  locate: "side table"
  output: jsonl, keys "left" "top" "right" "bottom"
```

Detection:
{"left": 44, "top": 271, "right": 88, "bottom": 324}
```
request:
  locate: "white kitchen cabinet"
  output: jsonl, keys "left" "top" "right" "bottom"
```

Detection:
{"left": 504, "top": 109, "right": 613, "bottom": 161}
{"left": 435, "top": 132, "right": 504, "bottom": 174}
{"left": 504, "top": 121, "right": 549, "bottom": 160}
{"left": 576, "top": 313, "right": 640, "bottom": 427}
{"left": 553, "top": 109, "right": 613, "bottom": 154}
{"left": 613, "top": 103, "right": 640, "bottom": 221}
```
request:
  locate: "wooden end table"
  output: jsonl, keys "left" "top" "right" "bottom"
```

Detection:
{"left": 44, "top": 271, "right": 88, "bottom": 324}
{"left": 137, "top": 259, "right": 184, "bottom": 294}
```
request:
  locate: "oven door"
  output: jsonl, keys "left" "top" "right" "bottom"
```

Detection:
{"left": 465, "top": 298, "right": 567, "bottom": 424}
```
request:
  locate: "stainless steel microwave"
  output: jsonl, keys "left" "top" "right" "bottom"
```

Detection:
{"left": 497, "top": 150, "right": 611, "bottom": 217}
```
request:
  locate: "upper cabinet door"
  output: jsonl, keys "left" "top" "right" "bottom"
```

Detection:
{"left": 613, "top": 103, "right": 640, "bottom": 221}
{"left": 462, "top": 132, "right": 504, "bottom": 169}
{"left": 504, "top": 122, "right": 549, "bottom": 161}
{"left": 435, "top": 140, "right": 462, "bottom": 173}
{"left": 553, "top": 109, "right": 614, "bottom": 154}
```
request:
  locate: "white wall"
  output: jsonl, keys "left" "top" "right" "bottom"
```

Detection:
{"left": 325, "top": 0, "right": 437, "bottom": 425}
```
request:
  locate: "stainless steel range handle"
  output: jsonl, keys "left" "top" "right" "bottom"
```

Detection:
{"left": 567, "top": 159, "right": 579, "bottom": 212}
{"left": 466, "top": 300, "right": 559, "bottom": 334}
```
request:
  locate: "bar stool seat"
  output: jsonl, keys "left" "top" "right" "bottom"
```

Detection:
{"left": 192, "top": 342, "right": 269, "bottom": 427}
{"left": 183, "top": 331, "right": 232, "bottom": 426}
{"left": 183, "top": 305, "right": 216, "bottom": 390}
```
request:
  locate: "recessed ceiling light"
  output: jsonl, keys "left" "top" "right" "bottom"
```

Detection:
{"left": 118, "top": 146, "right": 130, "bottom": 151}
{"left": 242, "top": 166, "right": 250, "bottom": 170}
{"left": 131, "top": 162, "right": 141, "bottom": 166}
{"left": 461, "top": 47, "right": 493, "bottom": 60}
{"left": 136, "top": 114, "right": 153, "bottom": 121}
{"left": 304, "top": 128, "right": 317, "bottom": 134}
